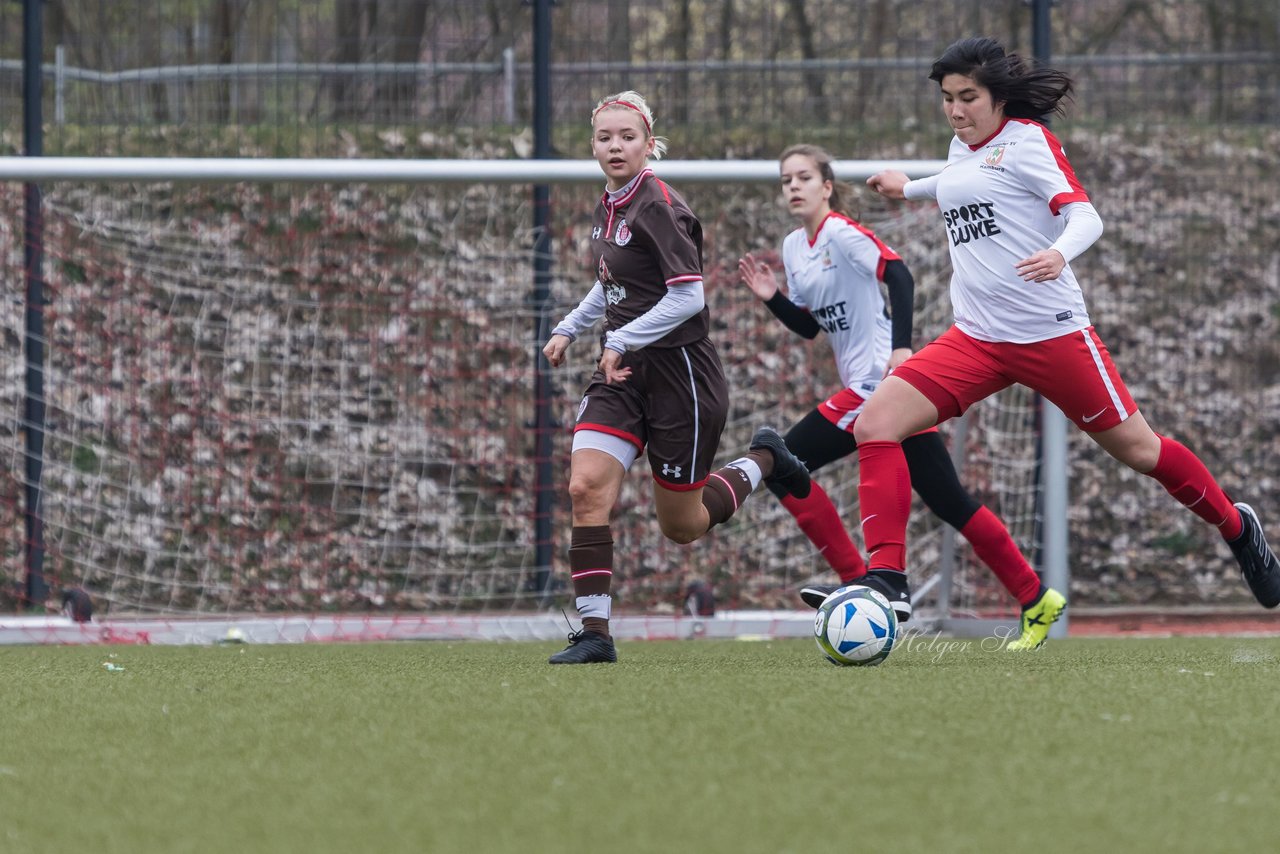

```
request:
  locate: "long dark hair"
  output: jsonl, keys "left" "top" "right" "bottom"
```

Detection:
{"left": 778, "top": 143, "right": 859, "bottom": 220}
{"left": 929, "top": 36, "right": 1073, "bottom": 120}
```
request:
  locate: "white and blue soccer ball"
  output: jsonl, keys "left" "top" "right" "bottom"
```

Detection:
{"left": 813, "top": 585, "right": 898, "bottom": 666}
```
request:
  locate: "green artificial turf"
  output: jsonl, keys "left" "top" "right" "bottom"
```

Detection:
{"left": 3, "top": 636, "right": 1278, "bottom": 853}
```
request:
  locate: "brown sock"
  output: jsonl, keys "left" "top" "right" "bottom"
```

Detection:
{"left": 570, "top": 525, "right": 613, "bottom": 637}
{"left": 702, "top": 462, "right": 758, "bottom": 528}
{"left": 746, "top": 449, "right": 774, "bottom": 478}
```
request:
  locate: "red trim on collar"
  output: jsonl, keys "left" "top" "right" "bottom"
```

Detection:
{"left": 807, "top": 212, "right": 835, "bottom": 248}
{"left": 602, "top": 168, "right": 654, "bottom": 209}
{"left": 966, "top": 117, "right": 1011, "bottom": 151}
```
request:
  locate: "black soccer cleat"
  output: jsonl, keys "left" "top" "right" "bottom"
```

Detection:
{"left": 1228, "top": 502, "right": 1280, "bottom": 609}
{"left": 548, "top": 629, "right": 618, "bottom": 664}
{"left": 750, "top": 426, "right": 811, "bottom": 499}
{"left": 799, "top": 583, "right": 841, "bottom": 610}
{"left": 858, "top": 570, "right": 913, "bottom": 623}
{"left": 800, "top": 570, "right": 912, "bottom": 623}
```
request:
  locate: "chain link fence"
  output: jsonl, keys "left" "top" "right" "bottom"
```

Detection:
{"left": 0, "top": 1, "right": 1277, "bottom": 157}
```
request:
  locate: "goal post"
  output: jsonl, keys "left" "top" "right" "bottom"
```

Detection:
{"left": 0, "top": 156, "right": 1062, "bottom": 645}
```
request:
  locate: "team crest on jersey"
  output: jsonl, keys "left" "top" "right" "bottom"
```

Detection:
{"left": 615, "top": 219, "right": 632, "bottom": 246}
{"left": 984, "top": 145, "right": 1006, "bottom": 166}
{"left": 821, "top": 247, "right": 835, "bottom": 271}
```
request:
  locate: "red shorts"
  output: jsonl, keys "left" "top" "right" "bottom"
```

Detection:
{"left": 818, "top": 386, "right": 939, "bottom": 438}
{"left": 892, "top": 325, "right": 1138, "bottom": 432}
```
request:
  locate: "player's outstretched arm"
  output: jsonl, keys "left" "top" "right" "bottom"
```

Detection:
{"left": 737, "top": 253, "right": 779, "bottom": 300}
{"left": 542, "top": 334, "right": 572, "bottom": 367}
{"left": 740, "top": 253, "right": 821, "bottom": 340}
{"left": 546, "top": 281, "right": 608, "bottom": 366}
{"left": 866, "top": 170, "right": 910, "bottom": 200}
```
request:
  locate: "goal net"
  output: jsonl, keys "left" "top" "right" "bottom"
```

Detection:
{"left": 0, "top": 161, "right": 1044, "bottom": 643}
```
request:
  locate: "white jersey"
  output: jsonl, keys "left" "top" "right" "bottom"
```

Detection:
{"left": 782, "top": 213, "right": 901, "bottom": 394}
{"left": 910, "top": 118, "right": 1093, "bottom": 343}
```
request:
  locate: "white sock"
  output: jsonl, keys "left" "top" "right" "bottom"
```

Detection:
{"left": 725, "top": 457, "right": 763, "bottom": 491}
{"left": 576, "top": 594, "right": 612, "bottom": 620}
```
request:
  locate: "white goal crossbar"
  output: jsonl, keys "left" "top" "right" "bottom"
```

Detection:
{"left": 0, "top": 157, "right": 947, "bottom": 184}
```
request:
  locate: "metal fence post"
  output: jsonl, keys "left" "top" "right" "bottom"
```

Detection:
{"left": 529, "top": 0, "right": 556, "bottom": 604}
{"left": 1030, "top": 0, "right": 1070, "bottom": 638}
{"left": 22, "top": 0, "right": 48, "bottom": 611}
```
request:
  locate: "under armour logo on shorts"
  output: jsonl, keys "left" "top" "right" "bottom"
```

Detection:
{"left": 661, "top": 463, "right": 683, "bottom": 478}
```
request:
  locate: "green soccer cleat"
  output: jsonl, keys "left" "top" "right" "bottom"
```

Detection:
{"left": 1007, "top": 587, "right": 1067, "bottom": 651}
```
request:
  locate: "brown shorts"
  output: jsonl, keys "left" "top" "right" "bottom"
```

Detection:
{"left": 573, "top": 337, "right": 728, "bottom": 491}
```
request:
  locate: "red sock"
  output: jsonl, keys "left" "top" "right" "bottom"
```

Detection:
{"left": 1148, "top": 434, "right": 1241, "bottom": 540}
{"left": 780, "top": 481, "right": 866, "bottom": 582}
{"left": 857, "top": 441, "right": 912, "bottom": 571}
{"left": 961, "top": 506, "right": 1042, "bottom": 606}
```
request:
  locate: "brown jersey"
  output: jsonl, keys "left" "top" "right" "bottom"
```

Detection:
{"left": 591, "top": 169, "right": 708, "bottom": 349}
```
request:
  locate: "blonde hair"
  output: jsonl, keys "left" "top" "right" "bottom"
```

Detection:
{"left": 591, "top": 90, "right": 669, "bottom": 160}
{"left": 779, "top": 143, "right": 860, "bottom": 219}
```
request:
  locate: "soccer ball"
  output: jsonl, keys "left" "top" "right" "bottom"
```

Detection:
{"left": 813, "top": 585, "right": 898, "bottom": 666}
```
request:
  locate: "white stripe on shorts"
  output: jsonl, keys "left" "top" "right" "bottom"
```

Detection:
{"left": 680, "top": 346, "right": 698, "bottom": 485}
{"left": 1080, "top": 329, "right": 1130, "bottom": 423}
{"left": 835, "top": 404, "right": 863, "bottom": 433}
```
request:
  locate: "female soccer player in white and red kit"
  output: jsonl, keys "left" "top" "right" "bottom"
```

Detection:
{"left": 739, "top": 143, "right": 1065, "bottom": 649}
{"left": 541, "top": 91, "right": 810, "bottom": 664}
{"left": 861, "top": 37, "right": 1280, "bottom": 612}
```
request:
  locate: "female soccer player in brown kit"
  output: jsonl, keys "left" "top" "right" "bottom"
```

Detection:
{"left": 739, "top": 143, "right": 1065, "bottom": 649}
{"left": 858, "top": 37, "right": 1280, "bottom": 611}
{"left": 541, "top": 91, "right": 811, "bottom": 664}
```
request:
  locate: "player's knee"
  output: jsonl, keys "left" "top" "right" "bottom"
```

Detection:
{"left": 853, "top": 406, "right": 900, "bottom": 444}
{"left": 567, "top": 474, "right": 610, "bottom": 515}
{"left": 1119, "top": 442, "right": 1162, "bottom": 474}
{"left": 658, "top": 517, "right": 702, "bottom": 545}
{"left": 1102, "top": 433, "right": 1161, "bottom": 473}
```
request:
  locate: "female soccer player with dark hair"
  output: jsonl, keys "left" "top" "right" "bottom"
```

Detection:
{"left": 739, "top": 143, "right": 1065, "bottom": 650}
{"left": 541, "top": 91, "right": 810, "bottom": 664}
{"left": 859, "top": 37, "right": 1279, "bottom": 610}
